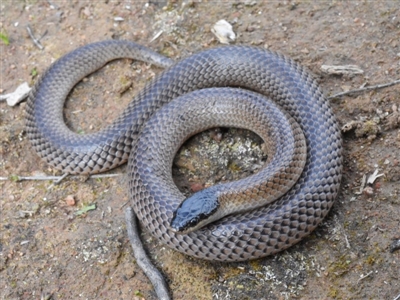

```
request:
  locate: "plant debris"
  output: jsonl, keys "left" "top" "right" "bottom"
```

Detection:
{"left": 75, "top": 203, "right": 97, "bottom": 216}
{"left": 0, "top": 82, "right": 31, "bottom": 106}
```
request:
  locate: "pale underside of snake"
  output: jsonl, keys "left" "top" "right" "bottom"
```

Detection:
{"left": 26, "top": 40, "right": 342, "bottom": 262}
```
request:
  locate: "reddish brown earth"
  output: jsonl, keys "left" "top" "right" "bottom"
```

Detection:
{"left": 1, "top": 1, "right": 399, "bottom": 300}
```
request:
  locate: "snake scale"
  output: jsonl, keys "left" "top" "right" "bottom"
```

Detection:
{"left": 26, "top": 40, "right": 342, "bottom": 262}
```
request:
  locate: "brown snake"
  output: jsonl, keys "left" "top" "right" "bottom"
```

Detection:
{"left": 26, "top": 40, "right": 342, "bottom": 262}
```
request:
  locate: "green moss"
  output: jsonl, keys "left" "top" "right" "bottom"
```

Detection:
{"left": 221, "top": 266, "right": 245, "bottom": 279}
{"left": 249, "top": 259, "right": 264, "bottom": 272}
{"left": 327, "top": 255, "right": 352, "bottom": 277}
{"left": 228, "top": 161, "right": 241, "bottom": 172}
{"left": 365, "top": 255, "right": 376, "bottom": 265}
{"left": 10, "top": 280, "right": 17, "bottom": 288}
{"left": 327, "top": 286, "right": 339, "bottom": 298}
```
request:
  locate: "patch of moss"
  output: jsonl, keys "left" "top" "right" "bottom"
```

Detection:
{"left": 327, "top": 255, "right": 352, "bottom": 277}
{"left": 365, "top": 255, "right": 376, "bottom": 265}
{"left": 327, "top": 286, "right": 339, "bottom": 298}
{"left": 222, "top": 265, "right": 246, "bottom": 280}
{"left": 249, "top": 259, "right": 264, "bottom": 272}
{"left": 228, "top": 161, "right": 241, "bottom": 172}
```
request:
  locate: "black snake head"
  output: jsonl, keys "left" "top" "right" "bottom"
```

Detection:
{"left": 170, "top": 188, "right": 220, "bottom": 234}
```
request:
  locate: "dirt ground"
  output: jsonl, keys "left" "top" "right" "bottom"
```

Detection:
{"left": 1, "top": 1, "right": 399, "bottom": 300}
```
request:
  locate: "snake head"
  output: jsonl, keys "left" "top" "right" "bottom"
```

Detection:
{"left": 170, "top": 188, "right": 220, "bottom": 234}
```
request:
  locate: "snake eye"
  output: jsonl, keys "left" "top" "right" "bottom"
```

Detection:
{"left": 170, "top": 215, "right": 201, "bottom": 233}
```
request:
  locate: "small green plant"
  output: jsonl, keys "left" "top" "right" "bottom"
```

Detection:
{"left": 31, "top": 67, "right": 38, "bottom": 77}
{"left": 75, "top": 203, "right": 96, "bottom": 215}
{"left": 134, "top": 290, "right": 144, "bottom": 297}
{"left": 0, "top": 32, "right": 9, "bottom": 45}
{"left": 10, "top": 174, "right": 20, "bottom": 182}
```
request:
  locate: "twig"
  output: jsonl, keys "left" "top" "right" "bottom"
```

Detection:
{"left": 54, "top": 173, "right": 69, "bottom": 184}
{"left": 38, "top": 29, "right": 48, "bottom": 42}
{"left": 0, "top": 173, "right": 122, "bottom": 182}
{"left": 328, "top": 79, "right": 400, "bottom": 99}
{"left": 394, "top": 293, "right": 400, "bottom": 300}
{"left": 46, "top": 173, "right": 70, "bottom": 190}
{"left": 26, "top": 25, "right": 44, "bottom": 50}
{"left": 343, "top": 231, "right": 351, "bottom": 249}
{"left": 120, "top": 200, "right": 130, "bottom": 209}
{"left": 150, "top": 30, "right": 163, "bottom": 43}
{"left": 125, "top": 207, "right": 170, "bottom": 300}
{"left": 355, "top": 174, "right": 367, "bottom": 195}
{"left": 357, "top": 270, "right": 373, "bottom": 283}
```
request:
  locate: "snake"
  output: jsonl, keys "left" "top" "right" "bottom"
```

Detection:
{"left": 26, "top": 40, "right": 342, "bottom": 262}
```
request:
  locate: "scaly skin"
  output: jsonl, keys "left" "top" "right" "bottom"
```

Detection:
{"left": 26, "top": 41, "right": 342, "bottom": 262}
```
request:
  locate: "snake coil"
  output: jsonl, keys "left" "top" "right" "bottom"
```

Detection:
{"left": 26, "top": 40, "right": 342, "bottom": 261}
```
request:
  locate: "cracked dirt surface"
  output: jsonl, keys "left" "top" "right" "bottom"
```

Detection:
{"left": 1, "top": 1, "right": 399, "bottom": 299}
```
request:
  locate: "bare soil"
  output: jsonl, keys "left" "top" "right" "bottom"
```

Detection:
{"left": 1, "top": 1, "right": 399, "bottom": 300}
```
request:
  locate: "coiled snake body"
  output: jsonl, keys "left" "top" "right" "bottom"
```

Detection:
{"left": 26, "top": 40, "right": 342, "bottom": 262}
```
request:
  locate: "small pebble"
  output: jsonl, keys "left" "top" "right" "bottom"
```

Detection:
{"left": 362, "top": 186, "right": 374, "bottom": 197}
{"left": 390, "top": 239, "right": 400, "bottom": 253}
{"left": 65, "top": 195, "right": 76, "bottom": 206}
{"left": 211, "top": 20, "right": 236, "bottom": 44}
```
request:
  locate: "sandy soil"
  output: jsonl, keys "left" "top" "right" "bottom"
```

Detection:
{"left": 1, "top": 1, "right": 399, "bottom": 300}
